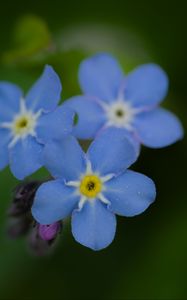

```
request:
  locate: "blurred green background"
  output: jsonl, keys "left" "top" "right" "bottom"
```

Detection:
{"left": 0, "top": 1, "right": 186, "bottom": 299}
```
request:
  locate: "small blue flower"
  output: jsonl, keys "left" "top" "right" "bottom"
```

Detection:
{"left": 65, "top": 53, "right": 184, "bottom": 149}
{"left": 31, "top": 129, "right": 156, "bottom": 251}
{"left": 0, "top": 65, "right": 74, "bottom": 179}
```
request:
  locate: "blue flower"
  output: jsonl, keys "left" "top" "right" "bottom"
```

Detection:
{"left": 0, "top": 65, "right": 74, "bottom": 179}
{"left": 65, "top": 53, "right": 184, "bottom": 149}
{"left": 31, "top": 129, "right": 156, "bottom": 251}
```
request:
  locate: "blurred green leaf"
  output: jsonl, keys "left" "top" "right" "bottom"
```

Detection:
{"left": 2, "top": 15, "right": 52, "bottom": 65}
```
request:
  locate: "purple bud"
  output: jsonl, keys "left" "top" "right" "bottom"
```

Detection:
{"left": 28, "top": 222, "right": 62, "bottom": 256}
{"left": 38, "top": 222, "right": 62, "bottom": 241}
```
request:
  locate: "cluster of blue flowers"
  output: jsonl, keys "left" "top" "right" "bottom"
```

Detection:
{"left": 0, "top": 54, "right": 183, "bottom": 251}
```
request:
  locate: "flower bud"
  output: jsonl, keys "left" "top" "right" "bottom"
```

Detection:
{"left": 9, "top": 181, "right": 42, "bottom": 217}
{"left": 28, "top": 226, "right": 51, "bottom": 256}
{"left": 7, "top": 216, "right": 32, "bottom": 239}
{"left": 28, "top": 222, "right": 62, "bottom": 256}
{"left": 38, "top": 222, "right": 62, "bottom": 241}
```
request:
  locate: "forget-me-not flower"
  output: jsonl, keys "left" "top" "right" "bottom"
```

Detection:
{"left": 0, "top": 65, "right": 74, "bottom": 179}
{"left": 32, "top": 129, "right": 156, "bottom": 251}
{"left": 65, "top": 53, "right": 184, "bottom": 149}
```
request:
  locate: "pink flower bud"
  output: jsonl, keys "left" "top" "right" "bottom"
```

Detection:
{"left": 38, "top": 222, "right": 62, "bottom": 241}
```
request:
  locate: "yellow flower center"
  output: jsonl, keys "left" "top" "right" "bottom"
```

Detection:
{"left": 80, "top": 175, "right": 102, "bottom": 198}
{"left": 13, "top": 115, "right": 35, "bottom": 136}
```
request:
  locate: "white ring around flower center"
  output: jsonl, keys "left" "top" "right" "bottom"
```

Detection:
{"left": 0, "top": 98, "right": 42, "bottom": 147}
{"left": 103, "top": 100, "right": 137, "bottom": 130}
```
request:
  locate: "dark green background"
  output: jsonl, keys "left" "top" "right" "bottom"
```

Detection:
{"left": 0, "top": 1, "right": 186, "bottom": 299}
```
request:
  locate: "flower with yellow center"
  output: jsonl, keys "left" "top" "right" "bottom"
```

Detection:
{"left": 1, "top": 99, "right": 41, "bottom": 147}
{"left": 31, "top": 130, "right": 156, "bottom": 251}
{"left": 66, "top": 161, "right": 114, "bottom": 209}
{"left": 0, "top": 65, "right": 67, "bottom": 180}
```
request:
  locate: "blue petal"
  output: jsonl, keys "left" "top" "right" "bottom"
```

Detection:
{"left": 64, "top": 96, "right": 106, "bottom": 139}
{"left": 110, "top": 127, "right": 141, "bottom": 158}
{"left": 9, "top": 136, "right": 43, "bottom": 180}
{"left": 104, "top": 170, "right": 156, "bottom": 217}
{"left": 72, "top": 199, "right": 116, "bottom": 250}
{"left": 32, "top": 180, "right": 79, "bottom": 225}
{"left": 26, "top": 65, "right": 62, "bottom": 113}
{"left": 0, "top": 129, "right": 11, "bottom": 170}
{"left": 36, "top": 105, "right": 74, "bottom": 143}
{"left": 87, "top": 128, "right": 137, "bottom": 176}
{"left": 134, "top": 108, "right": 184, "bottom": 148}
{"left": 79, "top": 53, "right": 124, "bottom": 103}
{"left": 43, "top": 136, "right": 87, "bottom": 181}
{"left": 0, "top": 82, "right": 22, "bottom": 121}
{"left": 124, "top": 64, "right": 168, "bottom": 108}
